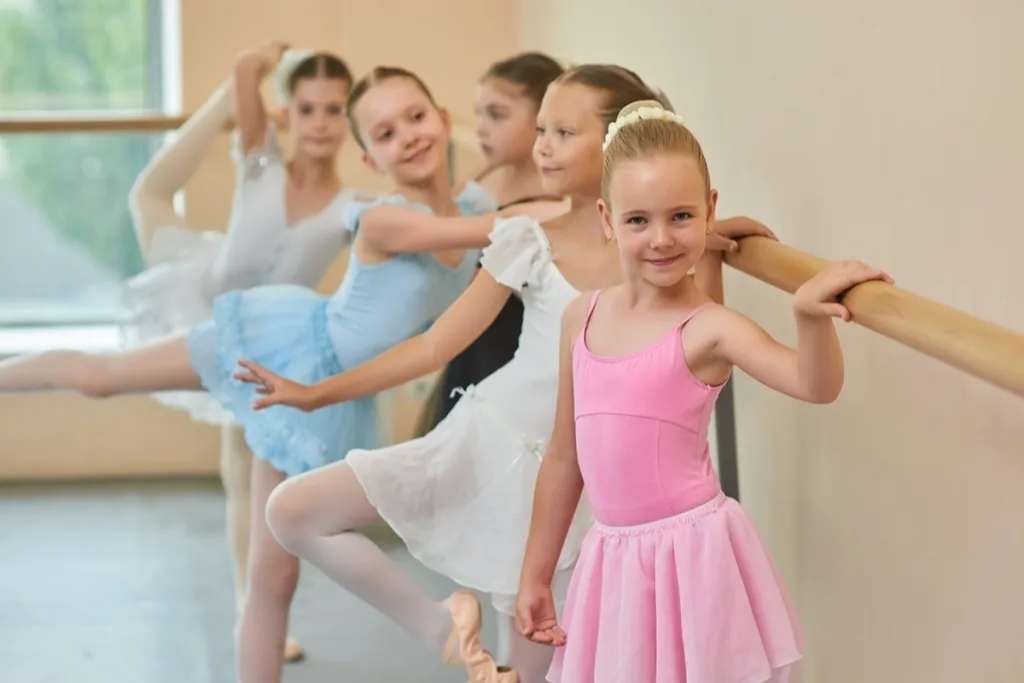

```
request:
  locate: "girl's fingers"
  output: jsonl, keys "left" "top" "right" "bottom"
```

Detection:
{"left": 238, "top": 359, "right": 276, "bottom": 381}
{"left": 515, "top": 610, "right": 534, "bottom": 636}
{"left": 237, "top": 359, "right": 259, "bottom": 373}
{"left": 819, "top": 303, "right": 850, "bottom": 320}
{"left": 530, "top": 630, "right": 554, "bottom": 644}
{"left": 531, "top": 625, "right": 566, "bottom": 646}
{"left": 706, "top": 233, "right": 739, "bottom": 252}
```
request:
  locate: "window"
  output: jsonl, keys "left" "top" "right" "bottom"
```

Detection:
{"left": 0, "top": 0, "right": 179, "bottom": 350}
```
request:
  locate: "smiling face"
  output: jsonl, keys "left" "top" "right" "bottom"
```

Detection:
{"left": 531, "top": 82, "right": 606, "bottom": 198}
{"left": 599, "top": 152, "right": 717, "bottom": 288}
{"left": 350, "top": 76, "right": 450, "bottom": 185}
{"left": 283, "top": 76, "right": 350, "bottom": 161}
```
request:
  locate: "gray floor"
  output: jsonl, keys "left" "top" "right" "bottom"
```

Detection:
{"left": 0, "top": 479, "right": 498, "bottom": 683}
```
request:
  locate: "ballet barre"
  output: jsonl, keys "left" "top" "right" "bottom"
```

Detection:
{"left": 725, "top": 236, "right": 1024, "bottom": 398}
{"left": 0, "top": 114, "right": 482, "bottom": 145}
{"left": 0, "top": 113, "right": 189, "bottom": 133}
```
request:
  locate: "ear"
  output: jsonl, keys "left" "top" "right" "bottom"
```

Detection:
{"left": 597, "top": 197, "right": 616, "bottom": 242}
{"left": 438, "top": 106, "right": 452, "bottom": 135}
{"left": 706, "top": 188, "right": 719, "bottom": 226}
{"left": 273, "top": 107, "right": 289, "bottom": 132}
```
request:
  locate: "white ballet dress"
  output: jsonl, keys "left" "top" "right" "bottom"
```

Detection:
{"left": 121, "top": 125, "right": 371, "bottom": 424}
{"left": 347, "top": 216, "right": 593, "bottom": 613}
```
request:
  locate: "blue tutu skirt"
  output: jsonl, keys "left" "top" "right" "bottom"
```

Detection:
{"left": 187, "top": 284, "right": 378, "bottom": 476}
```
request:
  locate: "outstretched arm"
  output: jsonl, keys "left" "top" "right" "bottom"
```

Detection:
{"left": 715, "top": 260, "right": 893, "bottom": 403}
{"left": 128, "top": 80, "right": 234, "bottom": 256}
{"left": 359, "top": 207, "right": 499, "bottom": 254}
{"left": 358, "top": 194, "right": 552, "bottom": 256}
{"left": 233, "top": 41, "right": 287, "bottom": 155}
{"left": 235, "top": 271, "right": 514, "bottom": 410}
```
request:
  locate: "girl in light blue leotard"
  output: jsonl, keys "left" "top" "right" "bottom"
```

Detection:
{"left": 0, "top": 65, "right": 507, "bottom": 683}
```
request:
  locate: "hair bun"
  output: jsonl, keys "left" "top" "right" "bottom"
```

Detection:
{"left": 615, "top": 99, "right": 667, "bottom": 122}
{"left": 603, "top": 100, "right": 688, "bottom": 151}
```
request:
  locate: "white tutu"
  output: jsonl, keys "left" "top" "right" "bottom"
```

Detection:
{"left": 348, "top": 216, "right": 592, "bottom": 612}
{"left": 120, "top": 124, "right": 368, "bottom": 425}
{"left": 122, "top": 226, "right": 234, "bottom": 424}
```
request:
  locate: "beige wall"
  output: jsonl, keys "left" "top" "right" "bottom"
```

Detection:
{"left": 520, "top": 1, "right": 1024, "bottom": 680}
{"left": 1, "top": 0, "right": 517, "bottom": 480}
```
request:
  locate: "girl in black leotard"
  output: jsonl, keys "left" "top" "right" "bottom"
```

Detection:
{"left": 416, "top": 52, "right": 567, "bottom": 434}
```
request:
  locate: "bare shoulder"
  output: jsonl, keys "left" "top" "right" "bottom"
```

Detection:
{"left": 686, "top": 302, "right": 754, "bottom": 342}
{"left": 561, "top": 292, "right": 592, "bottom": 338}
{"left": 540, "top": 210, "right": 573, "bottom": 232}
{"left": 688, "top": 303, "right": 770, "bottom": 357}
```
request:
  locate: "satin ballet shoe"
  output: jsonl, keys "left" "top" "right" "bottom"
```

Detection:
{"left": 463, "top": 649, "right": 519, "bottom": 683}
{"left": 442, "top": 591, "right": 518, "bottom": 682}
{"left": 492, "top": 662, "right": 519, "bottom": 682}
{"left": 283, "top": 636, "right": 305, "bottom": 663}
{"left": 442, "top": 590, "right": 484, "bottom": 666}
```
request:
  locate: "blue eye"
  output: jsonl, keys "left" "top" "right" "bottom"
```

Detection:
{"left": 673, "top": 211, "right": 694, "bottom": 222}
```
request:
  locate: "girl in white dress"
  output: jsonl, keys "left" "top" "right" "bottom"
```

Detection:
{"left": 237, "top": 64, "right": 774, "bottom": 683}
{"left": 124, "top": 42, "right": 363, "bottom": 662}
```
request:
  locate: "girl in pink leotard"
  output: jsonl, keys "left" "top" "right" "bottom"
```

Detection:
{"left": 516, "top": 100, "right": 894, "bottom": 683}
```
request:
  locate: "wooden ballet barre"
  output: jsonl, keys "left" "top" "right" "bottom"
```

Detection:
{"left": 725, "top": 236, "right": 1024, "bottom": 398}
{"left": 0, "top": 114, "right": 482, "bottom": 142}
{"left": 0, "top": 113, "right": 189, "bottom": 134}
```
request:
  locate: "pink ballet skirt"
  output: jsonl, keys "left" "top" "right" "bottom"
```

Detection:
{"left": 549, "top": 493, "right": 802, "bottom": 683}
{"left": 548, "top": 291, "right": 803, "bottom": 682}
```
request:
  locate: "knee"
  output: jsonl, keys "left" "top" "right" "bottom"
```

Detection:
{"left": 265, "top": 479, "right": 310, "bottom": 554}
{"left": 246, "top": 552, "right": 299, "bottom": 605}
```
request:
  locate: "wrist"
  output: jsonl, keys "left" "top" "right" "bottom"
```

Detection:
{"left": 520, "top": 564, "right": 556, "bottom": 589}
{"left": 309, "top": 382, "right": 331, "bottom": 410}
{"left": 793, "top": 304, "right": 832, "bottom": 323}
{"left": 235, "top": 54, "right": 270, "bottom": 80}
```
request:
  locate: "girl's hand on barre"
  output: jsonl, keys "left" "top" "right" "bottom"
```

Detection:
{"left": 794, "top": 260, "right": 894, "bottom": 321}
{"left": 709, "top": 216, "right": 778, "bottom": 253}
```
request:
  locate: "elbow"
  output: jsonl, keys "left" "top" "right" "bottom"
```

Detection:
{"left": 127, "top": 172, "right": 150, "bottom": 221}
{"left": 808, "top": 392, "right": 839, "bottom": 405}
{"left": 421, "top": 331, "right": 448, "bottom": 373}
{"left": 544, "top": 439, "right": 578, "bottom": 467}
{"left": 808, "top": 377, "right": 843, "bottom": 404}
{"left": 360, "top": 214, "right": 400, "bottom": 253}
